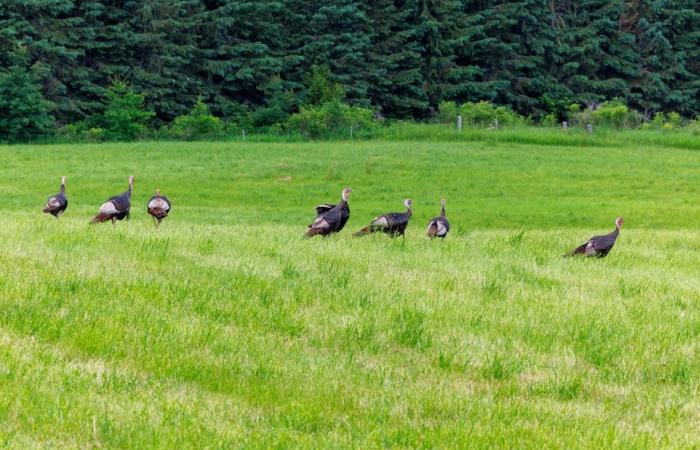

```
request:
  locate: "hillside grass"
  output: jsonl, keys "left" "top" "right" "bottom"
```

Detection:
{"left": 0, "top": 140, "right": 699, "bottom": 448}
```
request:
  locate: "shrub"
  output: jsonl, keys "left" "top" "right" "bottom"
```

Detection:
{"left": 541, "top": 112, "right": 559, "bottom": 127}
{"left": 685, "top": 118, "right": 700, "bottom": 134}
{"left": 646, "top": 111, "right": 684, "bottom": 130}
{"left": 102, "top": 81, "right": 155, "bottom": 141}
{"left": 303, "top": 65, "right": 344, "bottom": 106}
{"left": 460, "top": 101, "right": 526, "bottom": 127}
{"left": 568, "top": 101, "right": 642, "bottom": 128}
{"left": 169, "top": 99, "right": 223, "bottom": 140}
{"left": 287, "top": 100, "right": 376, "bottom": 138}
{"left": 436, "top": 101, "right": 458, "bottom": 123}
{"left": 437, "top": 100, "right": 526, "bottom": 127}
{"left": 0, "top": 68, "right": 54, "bottom": 142}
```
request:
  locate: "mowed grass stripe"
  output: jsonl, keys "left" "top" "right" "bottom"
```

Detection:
{"left": 0, "top": 141, "right": 699, "bottom": 448}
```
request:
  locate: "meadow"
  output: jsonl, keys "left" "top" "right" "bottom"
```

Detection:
{"left": 0, "top": 139, "right": 699, "bottom": 448}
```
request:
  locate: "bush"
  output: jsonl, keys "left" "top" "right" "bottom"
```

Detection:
{"left": 685, "top": 118, "right": 700, "bottom": 134}
{"left": 169, "top": 99, "right": 223, "bottom": 140}
{"left": 303, "top": 65, "right": 344, "bottom": 106}
{"left": 460, "top": 101, "right": 526, "bottom": 127}
{"left": 0, "top": 68, "right": 54, "bottom": 142}
{"left": 101, "top": 81, "right": 155, "bottom": 141}
{"left": 287, "top": 100, "right": 376, "bottom": 138}
{"left": 436, "top": 101, "right": 458, "bottom": 124}
{"left": 437, "top": 100, "right": 526, "bottom": 127}
{"left": 569, "top": 101, "right": 642, "bottom": 128}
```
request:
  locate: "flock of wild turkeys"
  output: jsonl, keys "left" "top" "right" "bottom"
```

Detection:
{"left": 43, "top": 176, "right": 170, "bottom": 228}
{"left": 305, "top": 188, "right": 623, "bottom": 257}
{"left": 43, "top": 180, "right": 622, "bottom": 257}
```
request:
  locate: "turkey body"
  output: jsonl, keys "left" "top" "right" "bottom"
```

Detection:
{"left": 306, "top": 188, "right": 351, "bottom": 237}
{"left": 43, "top": 176, "right": 68, "bottom": 218}
{"left": 426, "top": 199, "right": 449, "bottom": 238}
{"left": 147, "top": 190, "right": 171, "bottom": 227}
{"left": 567, "top": 217, "right": 623, "bottom": 257}
{"left": 354, "top": 199, "right": 413, "bottom": 237}
{"left": 92, "top": 176, "right": 134, "bottom": 224}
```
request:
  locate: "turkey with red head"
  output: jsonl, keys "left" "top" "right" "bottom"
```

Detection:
{"left": 426, "top": 199, "right": 449, "bottom": 238}
{"left": 91, "top": 176, "right": 134, "bottom": 225}
{"left": 354, "top": 199, "right": 413, "bottom": 237}
{"left": 567, "top": 217, "right": 623, "bottom": 257}
{"left": 147, "top": 189, "right": 171, "bottom": 227}
{"left": 43, "top": 176, "right": 68, "bottom": 218}
{"left": 306, "top": 188, "right": 351, "bottom": 237}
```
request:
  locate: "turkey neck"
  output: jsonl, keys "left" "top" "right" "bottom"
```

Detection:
{"left": 440, "top": 202, "right": 445, "bottom": 217}
{"left": 60, "top": 183, "right": 65, "bottom": 194}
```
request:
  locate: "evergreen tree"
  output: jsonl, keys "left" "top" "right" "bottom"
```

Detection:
{"left": 0, "top": 68, "right": 54, "bottom": 141}
{"left": 119, "top": 0, "right": 204, "bottom": 123}
{"left": 657, "top": 0, "right": 700, "bottom": 117}
{"left": 364, "top": 0, "right": 429, "bottom": 117}
{"left": 454, "top": 0, "right": 561, "bottom": 117}
{"left": 197, "top": 1, "right": 290, "bottom": 117}
{"left": 285, "top": 0, "right": 372, "bottom": 106}
{"left": 555, "top": 0, "right": 638, "bottom": 107}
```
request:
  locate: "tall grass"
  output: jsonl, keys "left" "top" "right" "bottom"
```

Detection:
{"left": 34, "top": 122, "right": 700, "bottom": 151}
{"left": 0, "top": 141, "right": 698, "bottom": 448}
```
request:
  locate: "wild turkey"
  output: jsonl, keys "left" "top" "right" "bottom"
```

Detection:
{"left": 306, "top": 188, "right": 352, "bottom": 237}
{"left": 147, "top": 189, "right": 171, "bottom": 227}
{"left": 43, "top": 176, "right": 68, "bottom": 218}
{"left": 567, "top": 217, "right": 623, "bottom": 257}
{"left": 91, "top": 175, "right": 134, "bottom": 225}
{"left": 354, "top": 199, "right": 413, "bottom": 237}
{"left": 426, "top": 199, "right": 450, "bottom": 238}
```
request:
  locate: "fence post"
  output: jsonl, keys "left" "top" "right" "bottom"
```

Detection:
{"left": 585, "top": 124, "right": 593, "bottom": 134}
{"left": 457, "top": 115, "right": 463, "bottom": 131}
{"left": 562, "top": 121, "right": 569, "bottom": 130}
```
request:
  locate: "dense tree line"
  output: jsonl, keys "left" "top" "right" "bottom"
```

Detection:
{"left": 0, "top": 0, "right": 699, "bottom": 137}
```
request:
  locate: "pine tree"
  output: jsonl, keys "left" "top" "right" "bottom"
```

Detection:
{"left": 555, "top": 0, "right": 638, "bottom": 107}
{"left": 415, "top": 0, "right": 464, "bottom": 110}
{"left": 197, "top": 1, "right": 290, "bottom": 117}
{"left": 292, "top": 0, "right": 373, "bottom": 106}
{"left": 454, "top": 0, "right": 561, "bottom": 117}
{"left": 120, "top": 0, "right": 204, "bottom": 123}
{"left": 656, "top": 0, "right": 700, "bottom": 117}
{"left": 0, "top": 68, "right": 54, "bottom": 141}
{"left": 364, "top": 0, "right": 429, "bottom": 118}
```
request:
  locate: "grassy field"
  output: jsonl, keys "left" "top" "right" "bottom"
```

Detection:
{"left": 0, "top": 140, "right": 699, "bottom": 448}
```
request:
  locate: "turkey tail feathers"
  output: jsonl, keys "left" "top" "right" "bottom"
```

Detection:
{"left": 91, "top": 213, "right": 111, "bottom": 224}
{"left": 353, "top": 226, "right": 371, "bottom": 237}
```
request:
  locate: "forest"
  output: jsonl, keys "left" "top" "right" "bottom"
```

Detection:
{"left": 1, "top": 1, "right": 699, "bottom": 141}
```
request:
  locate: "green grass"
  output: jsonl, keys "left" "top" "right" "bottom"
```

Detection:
{"left": 0, "top": 140, "right": 699, "bottom": 448}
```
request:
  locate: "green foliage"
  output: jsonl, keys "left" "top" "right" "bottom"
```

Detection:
{"left": 101, "top": 81, "right": 155, "bottom": 141}
{"left": 437, "top": 101, "right": 526, "bottom": 127}
{"left": 589, "top": 102, "right": 642, "bottom": 128}
{"left": 645, "top": 111, "right": 684, "bottom": 131}
{"left": 169, "top": 99, "right": 224, "bottom": 140}
{"left": 303, "top": 66, "right": 344, "bottom": 107}
{"left": 1, "top": 0, "right": 700, "bottom": 140}
{"left": 287, "top": 100, "right": 376, "bottom": 138}
{"left": 569, "top": 102, "right": 642, "bottom": 129}
{"left": 460, "top": 101, "right": 527, "bottom": 127}
{"left": 436, "top": 101, "right": 459, "bottom": 124}
{"left": 0, "top": 68, "right": 54, "bottom": 142}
